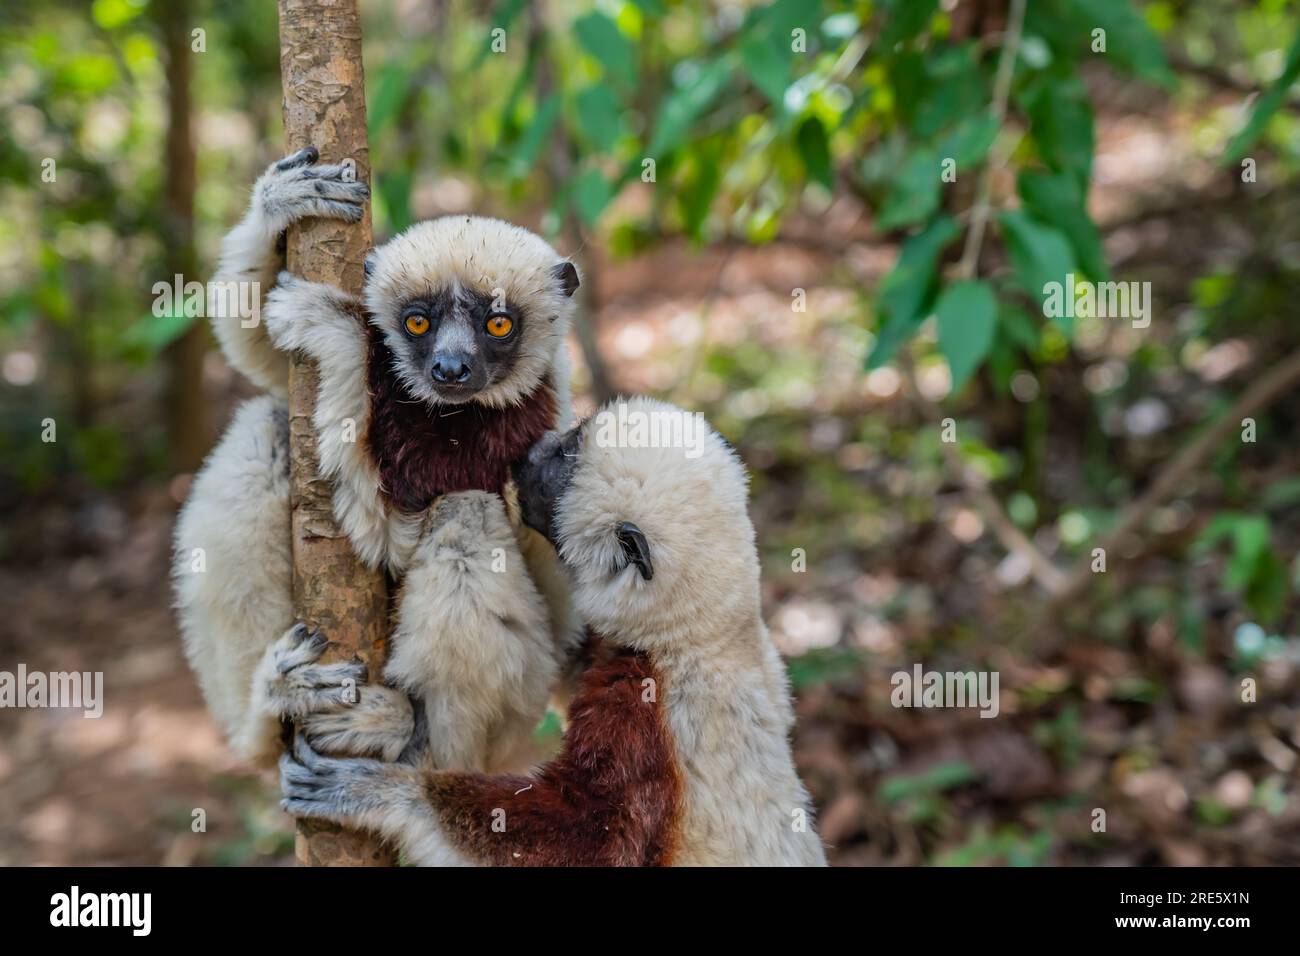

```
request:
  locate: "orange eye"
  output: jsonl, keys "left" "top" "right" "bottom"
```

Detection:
{"left": 404, "top": 314, "right": 430, "bottom": 336}
{"left": 486, "top": 314, "right": 513, "bottom": 338}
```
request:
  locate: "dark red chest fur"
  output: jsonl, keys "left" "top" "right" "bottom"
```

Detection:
{"left": 364, "top": 324, "right": 558, "bottom": 513}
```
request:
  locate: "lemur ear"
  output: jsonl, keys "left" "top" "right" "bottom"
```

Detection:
{"left": 363, "top": 251, "right": 376, "bottom": 278}
{"left": 615, "top": 521, "right": 653, "bottom": 581}
{"left": 553, "top": 261, "right": 580, "bottom": 298}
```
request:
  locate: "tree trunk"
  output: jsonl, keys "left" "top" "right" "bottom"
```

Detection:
{"left": 277, "top": 0, "right": 394, "bottom": 867}
{"left": 527, "top": 0, "right": 617, "bottom": 404}
{"left": 158, "top": 0, "right": 209, "bottom": 473}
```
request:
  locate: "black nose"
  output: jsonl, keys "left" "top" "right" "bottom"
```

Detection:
{"left": 431, "top": 352, "right": 473, "bottom": 384}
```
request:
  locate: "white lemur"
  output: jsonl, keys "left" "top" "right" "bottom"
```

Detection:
{"left": 279, "top": 397, "right": 828, "bottom": 866}
{"left": 173, "top": 147, "right": 583, "bottom": 772}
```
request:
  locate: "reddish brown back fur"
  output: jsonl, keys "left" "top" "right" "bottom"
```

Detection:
{"left": 424, "top": 637, "right": 683, "bottom": 866}
{"left": 364, "top": 323, "right": 558, "bottom": 512}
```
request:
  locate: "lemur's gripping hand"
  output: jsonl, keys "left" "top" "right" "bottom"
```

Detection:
{"left": 279, "top": 734, "right": 419, "bottom": 829}
{"left": 299, "top": 684, "right": 416, "bottom": 763}
{"left": 251, "top": 623, "right": 367, "bottom": 721}
{"left": 254, "top": 146, "right": 370, "bottom": 236}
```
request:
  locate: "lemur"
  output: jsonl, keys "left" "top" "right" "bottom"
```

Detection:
{"left": 278, "top": 397, "right": 828, "bottom": 866}
{"left": 173, "top": 147, "right": 583, "bottom": 773}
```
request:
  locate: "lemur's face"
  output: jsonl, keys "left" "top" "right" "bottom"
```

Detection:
{"left": 514, "top": 398, "right": 758, "bottom": 644}
{"left": 363, "top": 216, "right": 580, "bottom": 409}
{"left": 390, "top": 284, "right": 527, "bottom": 405}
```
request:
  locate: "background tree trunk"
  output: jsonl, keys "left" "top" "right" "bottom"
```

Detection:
{"left": 158, "top": 0, "right": 209, "bottom": 473}
{"left": 277, "top": 0, "right": 394, "bottom": 867}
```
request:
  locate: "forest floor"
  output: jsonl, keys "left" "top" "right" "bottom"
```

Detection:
{"left": 2, "top": 74, "right": 1299, "bottom": 865}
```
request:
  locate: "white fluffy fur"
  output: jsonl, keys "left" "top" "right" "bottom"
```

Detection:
{"left": 283, "top": 399, "right": 827, "bottom": 866}
{"left": 385, "top": 492, "right": 559, "bottom": 772}
{"left": 175, "top": 154, "right": 581, "bottom": 769}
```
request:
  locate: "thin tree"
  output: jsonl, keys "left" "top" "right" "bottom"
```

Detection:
{"left": 157, "top": 0, "right": 209, "bottom": 472}
{"left": 277, "top": 0, "right": 393, "bottom": 867}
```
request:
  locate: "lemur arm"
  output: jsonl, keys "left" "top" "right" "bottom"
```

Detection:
{"left": 260, "top": 270, "right": 402, "bottom": 570}
{"left": 281, "top": 648, "right": 682, "bottom": 866}
{"left": 208, "top": 147, "right": 369, "bottom": 397}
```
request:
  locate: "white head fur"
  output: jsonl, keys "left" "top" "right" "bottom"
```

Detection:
{"left": 521, "top": 397, "right": 760, "bottom": 650}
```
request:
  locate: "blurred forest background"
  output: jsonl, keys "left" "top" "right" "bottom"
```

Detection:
{"left": 1, "top": 0, "right": 1299, "bottom": 866}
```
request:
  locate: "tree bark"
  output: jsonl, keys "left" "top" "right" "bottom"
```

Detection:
{"left": 277, "top": 0, "right": 394, "bottom": 867}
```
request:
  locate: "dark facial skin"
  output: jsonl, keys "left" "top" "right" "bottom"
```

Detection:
{"left": 396, "top": 287, "right": 525, "bottom": 403}
{"left": 513, "top": 426, "right": 582, "bottom": 547}
{"left": 513, "top": 425, "right": 654, "bottom": 581}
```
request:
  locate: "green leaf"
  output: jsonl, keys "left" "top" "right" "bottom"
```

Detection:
{"left": 795, "top": 116, "right": 834, "bottom": 190}
{"left": 999, "top": 211, "right": 1077, "bottom": 335}
{"left": 937, "top": 281, "right": 998, "bottom": 392}
{"left": 1225, "top": 515, "right": 1270, "bottom": 591}
{"left": 740, "top": 32, "right": 791, "bottom": 107}
{"left": 879, "top": 761, "right": 976, "bottom": 804}
{"left": 937, "top": 113, "right": 999, "bottom": 168}
{"left": 879, "top": 0, "right": 938, "bottom": 48}
{"left": 507, "top": 94, "right": 560, "bottom": 178}
{"left": 127, "top": 309, "right": 198, "bottom": 353}
{"left": 999, "top": 304, "right": 1041, "bottom": 351}
{"left": 630, "top": 0, "right": 668, "bottom": 16}
{"left": 646, "top": 59, "right": 732, "bottom": 156}
{"left": 913, "top": 44, "right": 987, "bottom": 138}
{"left": 678, "top": 141, "right": 723, "bottom": 238}
{"left": 1245, "top": 551, "right": 1288, "bottom": 625}
{"left": 1224, "top": 29, "right": 1300, "bottom": 162}
{"left": 1061, "top": 0, "right": 1174, "bottom": 87}
{"left": 377, "top": 169, "right": 413, "bottom": 232}
{"left": 867, "top": 216, "right": 960, "bottom": 369}
{"left": 473, "top": 0, "right": 527, "bottom": 67}
{"left": 574, "top": 84, "right": 626, "bottom": 153}
{"left": 765, "top": 0, "right": 823, "bottom": 49}
{"left": 876, "top": 148, "right": 940, "bottom": 230}
{"left": 368, "top": 62, "right": 413, "bottom": 139}
{"left": 1022, "top": 78, "right": 1094, "bottom": 193}
{"left": 1018, "top": 169, "right": 1108, "bottom": 280}
{"left": 572, "top": 167, "right": 614, "bottom": 226}
{"left": 574, "top": 12, "right": 637, "bottom": 89}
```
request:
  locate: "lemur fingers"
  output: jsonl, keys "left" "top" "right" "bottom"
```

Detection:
{"left": 300, "top": 684, "right": 415, "bottom": 763}
{"left": 254, "top": 146, "right": 370, "bottom": 236}
{"left": 253, "top": 623, "right": 367, "bottom": 720}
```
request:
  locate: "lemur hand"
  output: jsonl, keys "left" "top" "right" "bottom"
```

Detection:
{"left": 299, "top": 684, "right": 416, "bottom": 763}
{"left": 253, "top": 145, "right": 370, "bottom": 236}
{"left": 251, "top": 622, "right": 367, "bottom": 720}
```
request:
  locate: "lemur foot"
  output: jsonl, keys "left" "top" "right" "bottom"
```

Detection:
{"left": 252, "top": 623, "right": 367, "bottom": 720}
{"left": 280, "top": 735, "right": 411, "bottom": 827}
{"left": 300, "top": 683, "right": 415, "bottom": 762}
{"left": 254, "top": 146, "right": 370, "bottom": 234}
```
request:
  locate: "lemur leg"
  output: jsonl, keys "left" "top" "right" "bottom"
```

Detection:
{"left": 261, "top": 271, "right": 410, "bottom": 570}
{"left": 174, "top": 395, "right": 294, "bottom": 766}
{"left": 209, "top": 147, "right": 370, "bottom": 397}
{"left": 384, "top": 491, "right": 558, "bottom": 773}
{"left": 280, "top": 737, "right": 471, "bottom": 866}
{"left": 515, "top": 520, "right": 586, "bottom": 719}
